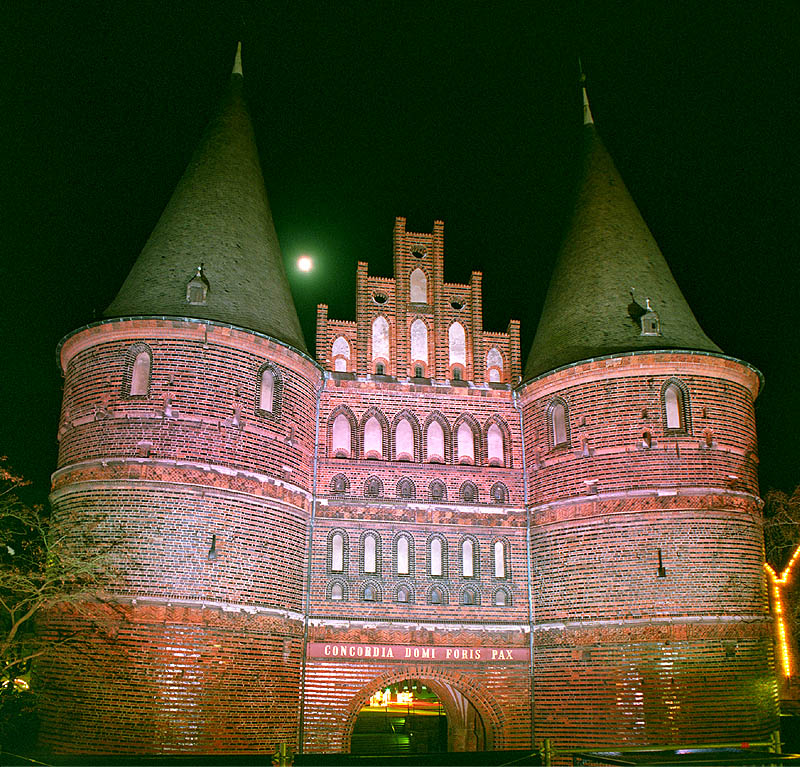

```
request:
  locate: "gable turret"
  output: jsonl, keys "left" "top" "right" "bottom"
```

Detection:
{"left": 104, "top": 44, "right": 307, "bottom": 353}
{"left": 524, "top": 84, "right": 719, "bottom": 380}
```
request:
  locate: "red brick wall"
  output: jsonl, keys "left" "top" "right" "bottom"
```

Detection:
{"left": 37, "top": 603, "right": 304, "bottom": 755}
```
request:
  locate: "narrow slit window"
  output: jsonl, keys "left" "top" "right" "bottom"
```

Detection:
{"left": 130, "top": 351, "right": 151, "bottom": 396}
{"left": 331, "top": 533, "right": 344, "bottom": 572}
{"left": 396, "top": 536, "right": 409, "bottom": 575}
{"left": 462, "top": 539, "right": 474, "bottom": 578}
{"left": 551, "top": 401, "right": 567, "bottom": 446}
{"left": 259, "top": 369, "right": 274, "bottom": 412}
{"left": 494, "top": 541, "right": 506, "bottom": 579}
{"left": 363, "top": 534, "right": 377, "bottom": 574}
{"left": 664, "top": 383, "right": 685, "bottom": 431}
{"left": 430, "top": 538, "right": 443, "bottom": 577}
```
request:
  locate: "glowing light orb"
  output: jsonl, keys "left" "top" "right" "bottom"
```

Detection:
{"left": 297, "top": 255, "right": 313, "bottom": 272}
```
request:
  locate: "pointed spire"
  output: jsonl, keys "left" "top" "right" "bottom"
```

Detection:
{"left": 579, "top": 58, "right": 594, "bottom": 125}
{"left": 232, "top": 41, "right": 243, "bottom": 77}
{"left": 523, "top": 78, "right": 720, "bottom": 380}
{"left": 105, "top": 45, "right": 307, "bottom": 353}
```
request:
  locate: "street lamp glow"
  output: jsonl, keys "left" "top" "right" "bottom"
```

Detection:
{"left": 297, "top": 255, "right": 313, "bottom": 272}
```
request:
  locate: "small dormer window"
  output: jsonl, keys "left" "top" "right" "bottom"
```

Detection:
{"left": 640, "top": 298, "right": 661, "bottom": 336}
{"left": 186, "top": 265, "right": 209, "bottom": 305}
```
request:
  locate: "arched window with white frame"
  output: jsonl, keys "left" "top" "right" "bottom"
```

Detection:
{"left": 259, "top": 369, "right": 274, "bottom": 412}
{"left": 395, "top": 418, "right": 414, "bottom": 461}
{"left": 462, "top": 539, "right": 476, "bottom": 578}
{"left": 331, "top": 336, "right": 351, "bottom": 372}
{"left": 410, "top": 319, "right": 428, "bottom": 365}
{"left": 410, "top": 268, "right": 428, "bottom": 303}
{"left": 487, "top": 423, "right": 504, "bottom": 466}
{"left": 448, "top": 322, "right": 466, "bottom": 369}
{"left": 663, "top": 380, "right": 690, "bottom": 433}
{"left": 331, "top": 413, "right": 352, "bottom": 457}
{"left": 429, "top": 537, "right": 446, "bottom": 577}
{"left": 371, "top": 316, "right": 390, "bottom": 364}
{"left": 457, "top": 421, "right": 475, "bottom": 464}
{"left": 494, "top": 540, "right": 508, "bottom": 579}
{"left": 364, "top": 416, "right": 383, "bottom": 458}
{"left": 363, "top": 533, "right": 377, "bottom": 574}
{"left": 130, "top": 351, "right": 151, "bottom": 397}
{"left": 396, "top": 535, "right": 410, "bottom": 575}
{"left": 426, "top": 419, "right": 445, "bottom": 463}
{"left": 330, "top": 532, "right": 346, "bottom": 573}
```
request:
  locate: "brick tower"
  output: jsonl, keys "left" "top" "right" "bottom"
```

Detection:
{"left": 38, "top": 47, "right": 320, "bottom": 753}
{"left": 518, "top": 85, "right": 777, "bottom": 748}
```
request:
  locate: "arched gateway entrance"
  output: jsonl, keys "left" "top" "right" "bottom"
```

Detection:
{"left": 346, "top": 675, "right": 493, "bottom": 754}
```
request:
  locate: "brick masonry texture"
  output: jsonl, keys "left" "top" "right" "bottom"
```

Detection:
{"left": 38, "top": 219, "right": 778, "bottom": 757}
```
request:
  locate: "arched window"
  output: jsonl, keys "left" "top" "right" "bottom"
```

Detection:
{"left": 259, "top": 369, "right": 274, "bottom": 412}
{"left": 331, "top": 582, "right": 344, "bottom": 601}
{"left": 494, "top": 540, "right": 507, "bottom": 579}
{"left": 549, "top": 399, "right": 569, "bottom": 447}
{"left": 430, "top": 537, "right": 444, "bottom": 577}
{"left": 397, "top": 478, "right": 416, "bottom": 499}
{"left": 448, "top": 322, "right": 466, "bottom": 368}
{"left": 410, "top": 268, "right": 427, "bottom": 303}
{"left": 494, "top": 588, "right": 510, "bottom": 606}
{"left": 330, "top": 532, "right": 345, "bottom": 572}
{"left": 395, "top": 418, "right": 414, "bottom": 461}
{"left": 396, "top": 535, "right": 410, "bottom": 575}
{"left": 410, "top": 319, "right": 428, "bottom": 364}
{"left": 363, "top": 583, "right": 378, "bottom": 601}
{"left": 491, "top": 482, "right": 508, "bottom": 505}
{"left": 330, "top": 474, "right": 348, "bottom": 495}
{"left": 365, "top": 477, "right": 383, "bottom": 498}
{"left": 429, "top": 480, "right": 447, "bottom": 502}
{"left": 426, "top": 420, "right": 445, "bottom": 463}
{"left": 332, "top": 336, "right": 351, "bottom": 372}
{"left": 371, "top": 316, "right": 390, "bottom": 362}
{"left": 457, "top": 422, "right": 475, "bottom": 464}
{"left": 462, "top": 587, "right": 478, "bottom": 606}
{"left": 363, "top": 534, "right": 377, "bottom": 574}
{"left": 460, "top": 482, "right": 478, "bottom": 504}
{"left": 130, "top": 351, "right": 151, "bottom": 397}
{"left": 332, "top": 414, "right": 352, "bottom": 457}
{"left": 462, "top": 539, "right": 475, "bottom": 578}
{"left": 487, "top": 423, "right": 504, "bottom": 466}
{"left": 364, "top": 416, "right": 383, "bottom": 458}
{"left": 663, "top": 381, "right": 689, "bottom": 432}
{"left": 430, "top": 586, "right": 443, "bottom": 605}
{"left": 486, "top": 348, "right": 504, "bottom": 382}
{"left": 396, "top": 585, "right": 411, "bottom": 603}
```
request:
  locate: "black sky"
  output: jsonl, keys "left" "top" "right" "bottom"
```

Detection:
{"left": 3, "top": 1, "right": 798, "bottom": 500}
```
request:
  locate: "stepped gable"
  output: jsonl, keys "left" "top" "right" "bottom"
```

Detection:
{"left": 105, "top": 45, "right": 307, "bottom": 353}
{"left": 524, "top": 87, "right": 719, "bottom": 380}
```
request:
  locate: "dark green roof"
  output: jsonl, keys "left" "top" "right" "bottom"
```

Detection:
{"left": 524, "top": 124, "right": 720, "bottom": 380}
{"left": 105, "top": 64, "right": 307, "bottom": 353}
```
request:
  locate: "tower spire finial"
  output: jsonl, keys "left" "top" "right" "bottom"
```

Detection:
{"left": 579, "top": 57, "right": 594, "bottom": 125}
{"left": 233, "top": 41, "right": 243, "bottom": 77}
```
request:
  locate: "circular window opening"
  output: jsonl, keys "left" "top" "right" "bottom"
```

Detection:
{"left": 373, "top": 293, "right": 388, "bottom": 305}
{"left": 450, "top": 300, "right": 465, "bottom": 310}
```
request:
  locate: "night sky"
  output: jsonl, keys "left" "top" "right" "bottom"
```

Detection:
{"left": 4, "top": 2, "right": 798, "bottom": 501}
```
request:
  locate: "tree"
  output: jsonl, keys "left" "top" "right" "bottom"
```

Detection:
{"left": 0, "top": 459, "right": 117, "bottom": 753}
{"left": 763, "top": 486, "right": 800, "bottom": 573}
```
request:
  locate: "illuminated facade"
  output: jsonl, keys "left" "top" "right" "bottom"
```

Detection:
{"left": 37, "top": 50, "right": 778, "bottom": 755}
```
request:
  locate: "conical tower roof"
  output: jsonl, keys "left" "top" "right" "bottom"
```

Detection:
{"left": 523, "top": 87, "right": 719, "bottom": 380}
{"left": 105, "top": 45, "right": 307, "bottom": 353}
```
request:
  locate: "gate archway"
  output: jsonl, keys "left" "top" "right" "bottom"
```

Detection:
{"left": 343, "top": 668, "right": 499, "bottom": 753}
